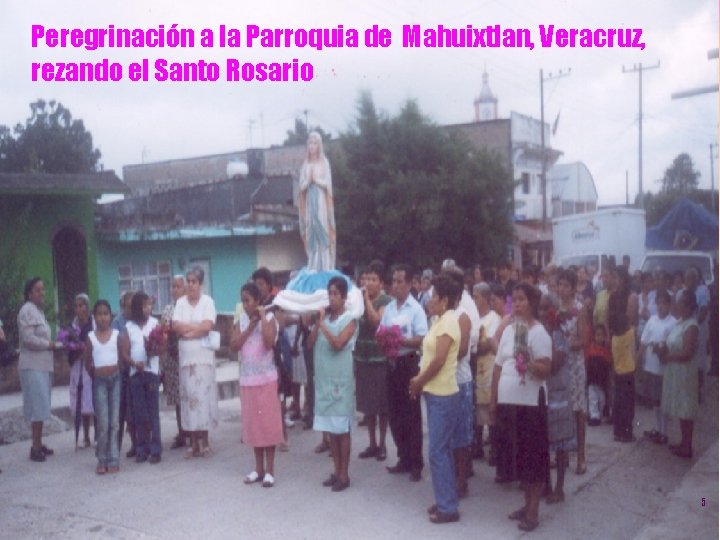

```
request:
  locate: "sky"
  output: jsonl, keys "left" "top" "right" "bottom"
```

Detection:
{"left": 1, "top": 0, "right": 718, "bottom": 206}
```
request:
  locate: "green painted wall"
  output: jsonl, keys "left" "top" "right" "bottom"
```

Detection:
{"left": 0, "top": 194, "right": 99, "bottom": 324}
{"left": 96, "top": 236, "right": 257, "bottom": 313}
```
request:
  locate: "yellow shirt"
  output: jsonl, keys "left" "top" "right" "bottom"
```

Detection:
{"left": 611, "top": 327, "right": 636, "bottom": 375}
{"left": 420, "top": 311, "right": 460, "bottom": 396}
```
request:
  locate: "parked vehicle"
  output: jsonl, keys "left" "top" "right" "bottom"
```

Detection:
{"left": 641, "top": 251, "right": 715, "bottom": 286}
{"left": 552, "top": 208, "right": 646, "bottom": 272}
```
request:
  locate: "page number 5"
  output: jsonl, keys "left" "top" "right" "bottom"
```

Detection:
{"left": 701, "top": 498, "right": 706, "bottom": 507}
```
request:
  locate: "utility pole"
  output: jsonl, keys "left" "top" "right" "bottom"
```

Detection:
{"left": 247, "top": 119, "right": 255, "bottom": 147}
{"left": 303, "top": 109, "right": 309, "bottom": 134}
{"left": 622, "top": 62, "right": 660, "bottom": 210}
{"left": 626, "top": 170, "right": 629, "bottom": 205}
{"left": 711, "top": 143, "right": 718, "bottom": 212}
{"left": 540, "top": 68, "right": 571, "bottom": 228}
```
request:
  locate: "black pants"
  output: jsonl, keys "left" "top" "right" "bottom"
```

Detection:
{"left": 613, "top": 372, "right": 635, "bottom": 439}
{"left": 495, "top": 404, "right": 518, "bottom": 481}
{"left": 387, "top": 355, "right": 423, "bottom": 472}
{"left": 303, "top": 343, "right": 315, "bottom": 423}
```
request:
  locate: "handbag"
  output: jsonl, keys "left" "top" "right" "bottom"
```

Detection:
{"left": 201, "top": 330, "right": 221, "bottom": 351}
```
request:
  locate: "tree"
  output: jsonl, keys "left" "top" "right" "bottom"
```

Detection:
{"left": 658, "top": 152, "right": 699, "bottom": 194}
{"left": 0, "top": 99, "right": 101, "bottom": 173}
{"left": 332, "top": 92, "right": 514, "bottom": 270}
{"left": 638, "top": 153, "right": 712, "bottom": 226}
{"left": 282, "top": 118, "right": 331, "bottom": 147}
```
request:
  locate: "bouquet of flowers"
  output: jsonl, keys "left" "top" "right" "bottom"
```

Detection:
{"left": 57, "top": 327, "right": 84, "bottom": 352}
{"left": 513, "top": 321, "right": 530, "bottom": 385}
{"left": 376, "top": 325, "right": 403, "bottom": 359}
{"left": 165, "top": 324, "right": 179, "bottom": 358}
{"left": 145, "top": 324, "right": 166, "bottom": 357}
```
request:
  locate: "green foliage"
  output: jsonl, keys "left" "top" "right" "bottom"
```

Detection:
{"left": 0, "top": 201, "right": 32, "bottom": 364}
{"left": 658, "top": 152, "right": 699, "bottom": 194}
{"left": 638, "top": 153, "right": 714, "bottom": 226}
{"left": 639, "top": 189, "right": 718, "bottom": 227}
{"left": 0, "top": 99, "right": 101, "bottom": 173}
{"left": 333, "top": 92, "right": 514, "bottom": 270}
{"left": 282, "top": 118, "right": 331, "bottom": 147}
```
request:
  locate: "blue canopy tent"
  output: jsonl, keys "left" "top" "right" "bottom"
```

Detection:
{"left": 646, "top": 198, "right": 718, "bottom": 251}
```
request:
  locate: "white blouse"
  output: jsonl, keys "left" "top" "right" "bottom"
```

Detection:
{"left": 495, "top": 322, "right": 552, "bottom": 407}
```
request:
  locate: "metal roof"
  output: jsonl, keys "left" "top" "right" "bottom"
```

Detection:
{"left": 0, "top": 171, "right": 129, "bottom": 195}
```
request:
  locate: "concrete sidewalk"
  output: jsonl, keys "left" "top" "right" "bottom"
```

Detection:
{"left": 0, "top": 366, "right": 717, "bottom": 540}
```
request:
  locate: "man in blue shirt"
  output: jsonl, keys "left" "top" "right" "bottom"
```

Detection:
{"left": 380, "top": 264, "right": 428, "bottom": 481}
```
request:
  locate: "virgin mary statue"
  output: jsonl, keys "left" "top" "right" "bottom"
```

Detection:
{"left": 298, "top": 131, "right": 336, "bottom": 272}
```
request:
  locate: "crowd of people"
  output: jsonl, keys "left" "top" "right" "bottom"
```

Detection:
{"left": 11, "top": 254, "right": 718, "bottom": 532}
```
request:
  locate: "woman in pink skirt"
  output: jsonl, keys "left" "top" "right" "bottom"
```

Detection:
{"left": 230, "top": 282, "right": 283, "bottom": 488}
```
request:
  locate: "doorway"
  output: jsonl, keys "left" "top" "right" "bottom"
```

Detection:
{"left": 52, "top": 226, "right": 88, "bottom": 324}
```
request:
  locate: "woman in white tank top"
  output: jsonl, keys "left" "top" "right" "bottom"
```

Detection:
{"left": 83, "top": 300, "right": 121, "bottom": 474}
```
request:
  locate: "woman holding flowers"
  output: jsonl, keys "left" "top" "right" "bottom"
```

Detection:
{"left": 490, "top": 283, "right": 552, "bottom": 533}
{"left": 18, "top": 277, "right": 62, "bottom": 463}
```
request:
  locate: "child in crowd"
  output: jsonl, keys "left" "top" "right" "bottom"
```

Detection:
{"left": 84, "top": 300, "right": 121, "bottom": 474}
{"left": 230, "top": 282, "right": 283, "bottom": 488}
{"left": 585, "top": 325, "right": 612, "bottom": 426}
{"left": 638, "top": 290, "right": 676, "bottom": 444}
{"left": 120, "top": 293, "right": 162, "bottom": 464}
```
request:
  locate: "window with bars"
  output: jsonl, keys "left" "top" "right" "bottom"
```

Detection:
{"left": 118, "top": 260, "right": 172, "bottom": 310}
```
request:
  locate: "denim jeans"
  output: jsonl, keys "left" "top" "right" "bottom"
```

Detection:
{"left": 130, "top": 371, "right": 162, "bottom": 457}
{"left": 425, "top": 391, "right": 461, "bottom": 514}
{"left": 94, "top": 371, "right": 120, "bottom": 467}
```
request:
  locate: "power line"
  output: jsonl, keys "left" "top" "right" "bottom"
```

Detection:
{"left": 622, "top": 61, "right": 660, "bottom": 209}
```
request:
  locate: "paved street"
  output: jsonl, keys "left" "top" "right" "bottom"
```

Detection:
{"left": 0, "top": 363, "right": 717, "bottom": 540}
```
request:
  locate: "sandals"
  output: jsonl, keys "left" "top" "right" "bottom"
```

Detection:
{"left": 184, "top": 448, "right": 200, "bottom": 459}
{"left": 508, "top": 507, "right": 527, "bottom": 521}
{"left": 96, "top": 465, "right": 107, "bottom": 475}
{"left": 322, "top": 473, "right": 338, "bottom": 487}
{"left": 546, "top": 492, "right": 565, "bottom": 504}
{"left": 518, "top": 518, "right": 539, "bottom": 532}
{"left": 244, "top": 471, "right": 263, "bottom": 484}
{"left": 200, "top": 445, "right": 213, "bottom": 458}
{"left": 314, "top": 441, "right": 329, "bottom": 454}
{"left": 262, "top": 473, "right": 275, "bottom": 488}
{"left": 107, "top": 466, "right": 119, "bottom": 474}
{"left": 170, "top": 436, "right": 187, "bottom": 450}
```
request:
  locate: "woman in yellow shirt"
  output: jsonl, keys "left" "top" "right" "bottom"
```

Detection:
{"left": 410, "top": 274, "right": 462, "bottom": 524}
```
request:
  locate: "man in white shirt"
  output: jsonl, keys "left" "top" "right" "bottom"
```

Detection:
{"left": 380, "top": 264, "right": 428, "bottom": 481}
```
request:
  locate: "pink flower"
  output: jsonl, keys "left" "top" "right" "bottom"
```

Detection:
{"left": 145, "top": 325, "right": 165, "bottom": 357}
{"left": 376, "top": 325, "right": 403, "bottom": 359}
